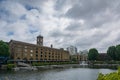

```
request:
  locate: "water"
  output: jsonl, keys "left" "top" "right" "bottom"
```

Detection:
{"left": 0, "top": 68, "right": 116, "bottom": 80}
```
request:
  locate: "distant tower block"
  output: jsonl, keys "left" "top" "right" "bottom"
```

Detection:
{"left": 37, "top": 35, "right": 43, "bottom": 46}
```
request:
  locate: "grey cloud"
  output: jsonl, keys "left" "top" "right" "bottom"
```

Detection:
{"left": 65, "top": 0, "right": 115, "bottom": 19}
{"left": 54, "top": 0, "right": 66, "bottom": 11}
{"left": 65, "top": 22, "right": 81, "bottom": 31}
{"left": 115, "top": 36, "right": 120, "bottom": 43}
{"left": 49, "top": 31, "right": 64, "bottom": 38}
{"left": 49, "top": 29, "right": 76, "bottom": 38}
{"left": 64, "top": 0, "right": 120, "bottom": 31}
{"left": 77, "top": 34, "right": 107, "bottom": 46}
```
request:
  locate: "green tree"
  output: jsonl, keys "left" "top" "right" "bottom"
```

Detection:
{"left": 0, "top": 40, "right": 9, "bottom": 57}
{"left": 88, "top": 48, "right": 99, "bottom": 61}
{"left": 107, "top": 46, "right": 116, "bottom": 60}
{"left": 116, "top": 45, "right": 120, "bottom": 60}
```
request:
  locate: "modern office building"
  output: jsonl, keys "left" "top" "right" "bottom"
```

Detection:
{"left": 67, "top": 46, "right": 77, "bottom": 55}
{"left": 9, "top": 35, "right": 70, "bottom": 63}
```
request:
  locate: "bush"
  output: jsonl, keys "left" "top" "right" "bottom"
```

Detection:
{"left": 97, "top": 67, "right": 120, "bottom": 80}
{"left": 7, "top": 64, "right": 16, "bottom": 70}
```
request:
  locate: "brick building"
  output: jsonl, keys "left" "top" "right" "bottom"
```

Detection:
{"left": 9, "top": 35, "right": 70, "bottom": 63}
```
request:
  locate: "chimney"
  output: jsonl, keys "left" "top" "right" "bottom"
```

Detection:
{"left": 51, "top": 44, "right": 53, "bottom": 48}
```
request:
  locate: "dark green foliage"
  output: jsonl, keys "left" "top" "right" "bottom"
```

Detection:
{"left": 107, "top": 46, "right": 116, "bottom": 60}
{"left": 88, "top": 48, "right": 99, "bottom": 61}
{"left": 97, "top": 67, "right": 120, "bottom": 80}
{"left": 116, "top": 45, "right": 120, "bottom": 60}
{"left": 7, "top": 64, "right": 16, "bottom": 70}
{"left": 0, "top": 40, "right": 9, "bottom": 57}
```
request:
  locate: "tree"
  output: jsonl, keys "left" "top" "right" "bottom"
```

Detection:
{"left": 0, "top": 40, "right": 9, "bottom": 57}
{"left": 97, "top": 53, "right": 111, "bottom": 61}
{"left": 107, "top": 46, "right": 116, "bottom": 60}
{"left": 116, "top": 45, "right": 120, "bottom": 60}
{"left": 88, "top": 48, "right": 99, "bottom": 61}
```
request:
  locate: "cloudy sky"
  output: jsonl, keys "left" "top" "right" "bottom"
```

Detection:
{"left": 0, "top": 0, "right": 120, "bottom": 53}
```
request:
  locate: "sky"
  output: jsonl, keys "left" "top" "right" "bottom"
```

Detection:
{"left": 0, "top": 0, "right": 120, "bottom": 53}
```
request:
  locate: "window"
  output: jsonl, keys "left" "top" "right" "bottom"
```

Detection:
{"left": 36, "top": 54, "right": 38, "bottom": 57}
{"left": 25, "top": 46, "right": 27, "bottom": 48}
{"left": 37, "top": 39, "right": 39, "bottom": 41}
{"left": 45, "top": 55, "right": 47, "bottom": 57}
{"left": 25, "top": 49, "right": 27, "bottom": 52}
{"left": 30, "top": 54, "right": 33, "bottom": 57}
{"left": 36, "top": 51, "right": 38, "bottom": 53}
{"left": 45, "top": 52, "right": 47, "bottom": 55}
{"left": 30, "top": 50, "right": 33, "bottom": 53}
{"left": 24, "top": 53, "right": 27, "bottom": 56}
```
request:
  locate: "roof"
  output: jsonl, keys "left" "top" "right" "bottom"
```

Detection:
{"left": 37, "top": 35, "right": 43, "bottom": 38}
{"left": 9, "top": 40, "right": 68, "bottom": 52}
{"left": 9, "top": 40, "right": 37, "bottom": 46}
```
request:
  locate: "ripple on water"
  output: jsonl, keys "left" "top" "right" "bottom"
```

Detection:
{"left": 0, "top": 68, "right": 116, "bottom": 80}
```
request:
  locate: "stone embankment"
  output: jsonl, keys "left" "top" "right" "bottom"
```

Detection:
{"left": 13, "top": 64, "right": 88, "bottom": 71}
{"left": 35, "top": 64, "right": 80, "bottom": 69}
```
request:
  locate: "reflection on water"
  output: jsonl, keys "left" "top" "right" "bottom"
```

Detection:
{"left": 0, "top": 68, "right": 116, "bottom": 80}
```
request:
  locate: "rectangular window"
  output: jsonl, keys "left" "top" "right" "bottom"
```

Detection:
{"left": 30, "top": 54, "right": 33, "bottom": 57}
{"left": 36, "top": 54, "right": 38, "bottom": 57}
{"left": 25, "top": 49, "right": 27, "bottom": 52}
{"left": 41, "top": 52, "right": 43, "bottom": 54}
{"left": 24, "top": 53, "right": 27, "bottom": 56}
{"left": 36, "top": 51, "right": 38, "bottom": 53}
{"left": 25, "top": 46, "right": 27, "bottom": 48}
{"left": 30, "top": 50, "right": 33, "bottom": 53}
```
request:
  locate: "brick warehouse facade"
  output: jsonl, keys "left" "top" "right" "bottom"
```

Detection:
{"left": 9, "top": 35, "right": 70, "bottom": 62}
